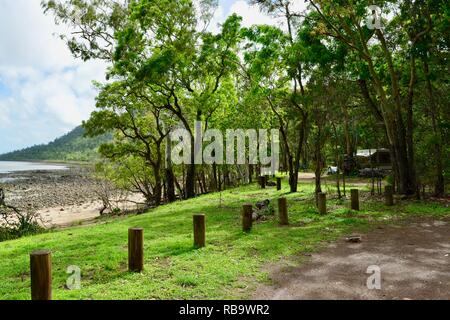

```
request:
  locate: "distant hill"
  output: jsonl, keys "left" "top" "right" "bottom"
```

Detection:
{"left": 0, "top": 126, "right": 111, "bottom": 162}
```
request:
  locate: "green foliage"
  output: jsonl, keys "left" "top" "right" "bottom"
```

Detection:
{"left": 40, "top": 0, "right": 449, "bottom": 200}
{"left": 42, "top": 0, "right": 128, "bottom": 61}
{"left": 0, "top": 223, "right": 44, "bottom": 243}
{"left": 0, "top": 189, "right": 45, "bottom": 242}
{"left": 0, "top": 126, "right": 111, "bottom": 162}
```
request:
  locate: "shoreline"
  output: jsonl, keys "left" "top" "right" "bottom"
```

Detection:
{"left": 0, "top": 165, "right": 143, "bottom": 228}
{"left": 0, "top": 159, "right": 92, "bottom": 164}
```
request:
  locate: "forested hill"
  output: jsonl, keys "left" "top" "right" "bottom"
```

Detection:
{"left": 0, "top": 126, "right": 110, "bottom": 162}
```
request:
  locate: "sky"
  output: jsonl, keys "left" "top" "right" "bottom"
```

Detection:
{"left": 0, "top": 0, "right": 306, "bottom": 154}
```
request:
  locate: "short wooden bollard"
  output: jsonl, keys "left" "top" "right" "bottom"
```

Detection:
{"left": 128, "top": 228, "right": 144, "bottom": 273}
{"left": 351, "top": 189, "right": 360, "bottom": 211}
{"left": 193, "top": 214, "right": 206, "bottom": 248}
{"left": 385, "top": 186, "right": 394, "bottom": 206}
{"left": 276, "top": 178, "right": 282, "bottom": 191}
{"left": 242, "top": 204, "right": 253, "bottom": 232}
{"left": 318, "top": 192, "right": 327, "bottom": 215}
{"left": 30, "top": 250, "right": 52, "bottom": 300}
{"left": 278, "top": 197, "right": 289, "bottom": 225}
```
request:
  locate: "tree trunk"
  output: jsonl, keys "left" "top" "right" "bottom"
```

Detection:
{"left": 280, "top": 125, "right": 297, "bottom": 193}
{"left": 342, "top": 103, "right": 355, "bottom": 174}
{"left": 292, "top": 112, "right": 307, "bottom": 193}
{"left": 153, "top": 169, "right": 162, "bottom": 206}
{"left": 218, "top": 166, "right": 222, "bottom": 191}
{"left": 315, "top": 138, "right": 323, "bottom": 201}
{"left": 223, "top": 166, "right": 230, "bottom": 189}
{"left": 201, "top": 169, "right": 207, "bottom": 193}
{"left": 185, "top": 133, "right": 196, "bottom": 199}
{"left": 212, "top": 162, "right": 218, "bottom": 191}
{"left": 423, "top": 57, "right": 445, "bottom": 197}
{"left": 356, "top": 30, "right": 416, "bottom": 195}
{"left": 375, "top": 29, "right": 416, "bottom": 195}
{"left": 165, "top": 139, "right": 176, "bottom": 203}
{"left": 332, "top": 124, "right": 341, "bottom": 199}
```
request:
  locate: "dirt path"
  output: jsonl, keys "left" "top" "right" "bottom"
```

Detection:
{"left": 254, "top": 218, "right": 450, "bottom": 300}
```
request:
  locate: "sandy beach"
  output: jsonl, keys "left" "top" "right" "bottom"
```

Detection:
{"left": 0, "top": 164, "right": 144, "bottom": 228}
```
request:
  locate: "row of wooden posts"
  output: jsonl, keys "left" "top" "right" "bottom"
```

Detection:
{"left": 29, "top": 181, "right": 395, "bottom": 300}
{"left": 312, "top": 186, "right": 394, "bottom": 213}
{"left": 260, "top": 176, "right": 283, "bottom": 190}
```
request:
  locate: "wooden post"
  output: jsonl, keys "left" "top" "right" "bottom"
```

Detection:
{"left": 351, "top": 189, "right": 360, "bottom": 211}
{"left": 276, "top": 178, "right": 282, "bottom": 191}
{"left": 318, "top": 192, "right": 327, "bottom": 215}
{"left": 259, "top": 176, "right": 266, "bottom": 189}
{"left": 242, "top": 204, "right": 253, "bottom": 232}
{"left": 193, "top": 214, "right": 206, "bottom": 248}
{"left": 30, "top": 250, "right": 52, "bottom": 300}
{"left": 385, "top": 185, "right": 394, "bottom": 206}
{"left": 278, "top": 197, "right": 289, "bottom": 225}
{"left": 128, "top": 228, "right": 144, "bottom": 273}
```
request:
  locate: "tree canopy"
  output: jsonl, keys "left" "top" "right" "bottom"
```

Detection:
{"left": 42, "top": 0, "right": 449, "bottom": 204}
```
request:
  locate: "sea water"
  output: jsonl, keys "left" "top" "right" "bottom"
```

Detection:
{"left": 0, "top": 161, "right": 68, "bottom": 174}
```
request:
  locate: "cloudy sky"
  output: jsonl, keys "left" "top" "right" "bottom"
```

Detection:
{"left": 0, "top": 0, "right": 306, "bottom": 154}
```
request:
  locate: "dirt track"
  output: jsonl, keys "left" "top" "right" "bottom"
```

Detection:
{"left": 254, "top": 218, "right": 450, "bottom": 300}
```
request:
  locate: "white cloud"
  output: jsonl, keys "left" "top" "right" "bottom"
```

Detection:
{"left": 207, "top": 1, "right": 281, "bottom": 34}
{"left": 291, "top": 0, "right": 309, "bottom": 13}
{"left": 229, "top": 0, "right": 281, "bottom": 28}
{"left": 0, "top": 0, "right": 106, "bottom": 153}
{"left": 0, "top": 0, "right": 308, "bottom": 154}
{"left": 0, "top": 61, "right": 104, "bottom": 126}
{"left": 0, "top": 0, "right": 74, "bottom": 71}
{"left": 207, "top": 4, "right": 225, "bottom": 34}
{"left": 213, "top": 0, "right": 308, "bottom": 33}
{"left": 0, "top": 98, "right": 13, "bottom": 125}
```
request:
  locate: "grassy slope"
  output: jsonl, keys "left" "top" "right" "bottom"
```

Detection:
{"left": 0, "top": 180, "right": 448, "bottom": 300}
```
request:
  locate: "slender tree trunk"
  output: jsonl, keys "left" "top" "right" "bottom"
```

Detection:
{"left": 197, "top": 174, "right": 205, "bottom": 194}
{"left": 165, "top": 138, "right": 176, "bottom": 203}
{"left": 218, "top": 166, "right": 222, "bottom": 191}
{"left": 315, "top": 159, "right": 322, "bottom": 205}
{"left": 356, "top": 30, "right": 416, "bottom": 195}
{"left": 315, "top": 130, "right": 323, "bottom": 199}
{"left": 332, "top": 124, "right": 341, "bottom": 199}
{"left": 212, "top": 162, "right": 218, "bottom": 191}
{"left": 423, "top": 58, "right": 444, "bottom": 196}
{"left": 376, "top": 29, "right": 416, "bottom": 195}
{"left": 201, "top": 168, "right": 207, "bottom": 193}
{"left": 153, "top": 169, "right": 162, "bottom": 206}
{"left": 185, "top": 127, "right": 196, "bottom": 199}
{"left": 278, "top": 124, "right": 296, "bottom": 193}
{"left": 342, "top": 104, "right": 354, "bottom": 174}
{"left": 406, "top": 55, "right": 418, "bottom": 197}
{"left": 342, "top": 157, "right": 346, "bottom": 197}
{"left": 223, "top": 166, "right": 230, "bottom": 189}
{"left": 293, "top": 112, "right": 307, "bottom": 193}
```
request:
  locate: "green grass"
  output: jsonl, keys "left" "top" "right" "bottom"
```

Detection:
{"left": 0, "top": 179, "right": 448, "bottom": 300}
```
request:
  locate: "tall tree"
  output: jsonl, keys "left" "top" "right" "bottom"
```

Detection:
{"left": 306, "top": 0, "right": 436, "bottom": 195}
{"left": 247, "top": 0, "right": 309, "bottom": 192}
{"left": 111, "top": 1, "right": 241, "bottom": 198}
